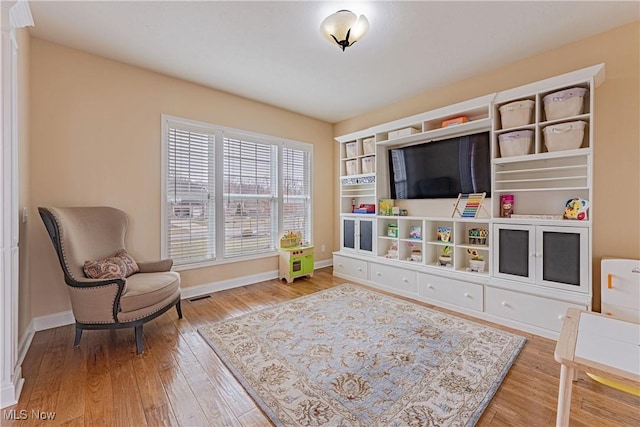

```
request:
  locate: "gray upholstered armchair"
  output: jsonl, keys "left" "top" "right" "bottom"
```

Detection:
{"left": 38, "top": 206, "right": 182, "bottom": 353}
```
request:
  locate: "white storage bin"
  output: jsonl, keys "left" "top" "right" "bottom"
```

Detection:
{"left": 388, "top": 127, "right": 419, "bottom": 139}
{"left": 543, "top": 87, "right": 587, "bottom": 120}
{"left": 345, "top": 142, "right": 357, "bottom": 158}
{"left": 498, "top": 130, "right": 533, "bottom": 157}
{"left": 543, "top": 121, "right": 586, "bottom": 152}
{"left": 363, "top": 137, "right": 375, "bottom": 155}
{"left": 361, "top": 156, "right": 376, "bottom": 174}
{"left": 499, "top": 99, "right": 534, "bottom": 129}
{"left": 345, "top": 159, "right": 358, "bottom": 176}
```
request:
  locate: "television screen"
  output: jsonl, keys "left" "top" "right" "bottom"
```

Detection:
{"left": 389, "top": 132, "right": 491, "bottom": 199}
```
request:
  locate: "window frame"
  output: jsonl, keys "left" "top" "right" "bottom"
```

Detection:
{"left": 161, "top": 114, "right": 313, "bottom": 270}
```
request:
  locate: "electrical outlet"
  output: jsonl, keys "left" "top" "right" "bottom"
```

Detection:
{"left": 321, "top": 244, "right": 326, "bottom": 252}
{"left": 22, "top": 207, "right": 28, "bottom": 223}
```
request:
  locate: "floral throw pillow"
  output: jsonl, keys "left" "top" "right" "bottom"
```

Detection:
{"left": 83, "top": 249, "right": 140, "bottom": 279}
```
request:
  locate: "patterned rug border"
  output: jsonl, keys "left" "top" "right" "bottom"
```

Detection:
{"left": 198, "top": 284, "right": 526, "bottom": 426}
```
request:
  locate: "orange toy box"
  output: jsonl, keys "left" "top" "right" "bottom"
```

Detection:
{"left": 441, "top": 116, "right": 468, "bottom": 127}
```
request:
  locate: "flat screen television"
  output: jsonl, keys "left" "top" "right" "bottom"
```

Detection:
{"left": 388, "top": 132, "right": 491, "bottom": 199}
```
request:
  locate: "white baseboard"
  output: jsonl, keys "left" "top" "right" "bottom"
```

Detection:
{"left": 28, "top": 262, "right": 336, "bottom": 328}
{"left": 314, "top": 258, "right": 333, "bottom": 269}
{"left": 16, "top": 320, "right": 35, "bottom": 370}
{"left": 32, "top": 310, "right": 75, "bottom": 332}
{"left": 180, "top": 270, "right": 279, "bottom": 300}
{"left": 0, "top": 368, "right": 24, "bottom": 409}
{"left": 27, "top": 262, "right": 336, "bottom": 328}
{"left": 180, "top": 261, "right": 333, "bottom": 300}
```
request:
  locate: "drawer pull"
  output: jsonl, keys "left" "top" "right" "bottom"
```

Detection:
{"left": 376, "top": 272, "right": 382, "bottom": 276}
{"left": 501, "top": 301, "right": 509, "bottom": 307}
{"left": 402, "top": 277, "right": 408, "bottom": 283}
{"left": 558, "top": 315, "right": 565, "bottom": 321}
{"left": 357, "top": 267, "right": 363, "bottom": 272}
{"left": 464, "top": 293, "right": 470, "bottom": 298}
{"left": 427, "top": 284, "right": 434, "bottom": 289}
{"left": 338, "top": 263, "right": 343, "bottom": 267}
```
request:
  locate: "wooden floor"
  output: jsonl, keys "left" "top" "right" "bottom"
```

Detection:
{"left": 5, "top": 267, "right": 640, "bottom": 426}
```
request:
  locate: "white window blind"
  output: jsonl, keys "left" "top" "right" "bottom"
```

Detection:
{"left": 166, "top": 126, "right": 215, "bottom": 265}
{"left": 282, "top": 147, "right": 312, "bottom": 243}
{"left": 223, "top": 136, "right": 277, "bottom": 257}
{"left": 162, "top": 115, "right": 313, "bottom": 269}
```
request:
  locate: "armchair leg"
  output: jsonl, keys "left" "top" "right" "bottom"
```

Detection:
{"left": 135, "top": 325, "right": 144, "bottom": 354}
{"left": 74, "top": 325, "right": 83, "bottom": 347}
{"left": 175, "top": 300, "right": 183, "bottom": 319}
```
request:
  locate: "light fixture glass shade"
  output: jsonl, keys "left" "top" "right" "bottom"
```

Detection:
{"left": 320, "top": 10, "right": 369, "bottom": 51}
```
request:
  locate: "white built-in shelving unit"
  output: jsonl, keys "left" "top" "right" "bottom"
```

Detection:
{"left": 334, "top": 64, "right": 605, "bottom": 339}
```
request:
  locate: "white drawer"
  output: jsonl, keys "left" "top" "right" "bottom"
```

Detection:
{"left": 369, "top": 262, "right": 417, "bottom": 294}
{"left": 486, "top": 287, "right": 586, "bottom": 333}
{"left": 333, "top": 255, "right": 368, "bottom": 280}
{"left": 417, "top": 272, "right": 483, "bottom": 312}
{"left": 601, "top": 259, "right": 640, "bottom": 311}
{"left": 601, "top": 303, "right": 640, "bottom": 324}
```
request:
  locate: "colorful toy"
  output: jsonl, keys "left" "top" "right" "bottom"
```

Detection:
{"left": 437, "top": 226, "right": 452, "bottom": 243}
{"left": 563, "top": 197, "right": 589, "bottom": 220}
{"left": 468, "top": 228, "right": 488, "bottom": 245}
{"left": 280, "top": 231, "right": 302, "bottom": 248}
{"left": 452, "top": 192, "right": 488, "bottom": 218}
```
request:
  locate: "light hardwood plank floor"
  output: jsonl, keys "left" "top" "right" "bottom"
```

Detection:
{"left": 4, "top": 267, "right": 639, "bottom": 426}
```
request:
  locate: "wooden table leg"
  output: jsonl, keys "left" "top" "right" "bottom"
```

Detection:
{"left": 556, "top": 363, "right": 574, "bottom": 427}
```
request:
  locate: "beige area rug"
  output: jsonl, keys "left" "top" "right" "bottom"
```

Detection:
{"left": 198, "top": 284, "right": 525, "bottom": 426}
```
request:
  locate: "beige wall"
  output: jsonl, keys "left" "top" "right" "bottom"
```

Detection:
{"left": 28, "top": 38, "right": 335, "bottom": 318}
{"left": 24, "top": 21, "right": 640, "bottom": 322}
{"left": 334, "top": 21, "right": 640, "bottom": 310}
{"left": 17, "top": 28, "right": 30, "bottom": 339}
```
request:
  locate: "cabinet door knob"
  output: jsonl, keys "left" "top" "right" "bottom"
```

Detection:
{"left": 376, "top": 272, "right": 382, "bottom": 276}
{"left": 558, "top": 315, "right": 565, "bottom": 320}
{"left": 427, "top": 284, "right": 434, "bottom": 289}
{"left": 501, "top": 301, "right": 509, "bottom": 307}
{"left": 357, "top": 267, "right": 363, "bottom": 272}
{"left": 338, "top": 263, "right": 343, "bottom": 267}
{"left": 402, "top": 277, "right": 409, "bottom": 283}
{"left": 464, "top": 293, "right": 470, "bottom": 298}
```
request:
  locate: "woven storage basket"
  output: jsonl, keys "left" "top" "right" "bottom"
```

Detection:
{"left": 543, "top": 121, "right": 586, "bottom": 152}
{"left": 498, "top": 130, "right": 533, "bottom": 157}
{"left": 543, "top": 87, "right": 587, "bottom": 120}
{"left": 345, "top": 142, "right": 357, "bottom": 158}
{"left": 363, "top": 138, "right": 375, "bottom": 155}
{"left": 499, "top": 100, "right": 534, "bottom": 129}
{"left": 361, "top": 156, "right": 376, "bottom": 174}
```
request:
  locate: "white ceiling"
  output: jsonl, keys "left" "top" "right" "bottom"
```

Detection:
{"left": 28, "top": 1, "right": 639, "bottom": 123}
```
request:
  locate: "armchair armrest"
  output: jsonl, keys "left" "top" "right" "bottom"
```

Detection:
{"left": 137, "top": 259, "right": 174, "bottom": 273}
{"left": 67, "top": 276, "right": 126, "bottom": 288}
{"left": 64, "top": 276, "right": 127, "bottom": 324}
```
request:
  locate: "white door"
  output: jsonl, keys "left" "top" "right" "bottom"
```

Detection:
{"left": 536, "top": 226, "right": 589, "bottom": 293}
{"left": 493, "top": 223, "right": 536, "bottom": 284}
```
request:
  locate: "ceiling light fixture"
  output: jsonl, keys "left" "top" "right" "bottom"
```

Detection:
{"left": 320, "top": 10, "right": 369, "bottom": 51}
